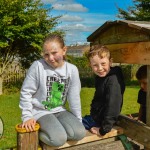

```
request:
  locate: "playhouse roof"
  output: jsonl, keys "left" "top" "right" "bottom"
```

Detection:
{"left": 87, "top": 20, "right": 150, "bottom": 43}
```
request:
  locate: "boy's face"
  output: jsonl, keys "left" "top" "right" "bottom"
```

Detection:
{"left": 139, "top": 78, "right": 147, "bottom": 92}
{"left": 43, "top": 41, "right": 67, "bottom": 68}
{"left": 90, "top": 55, "right": 112, "bottom": 77}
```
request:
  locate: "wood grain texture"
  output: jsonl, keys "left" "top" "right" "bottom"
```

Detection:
{"left": 118, "top": 115, "right": 150, "bottom": 149}
{"left": 40, "top": 126, "right": 123, "bottom": 150}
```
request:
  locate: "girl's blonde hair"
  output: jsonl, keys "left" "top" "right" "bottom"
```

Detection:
{"left": 42, "top": 34, "right": 65, "bottom": 51}
{"left": 87, "top": 45, "right": 111, "bottom": 60}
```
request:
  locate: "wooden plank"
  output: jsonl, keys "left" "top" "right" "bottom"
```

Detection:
{"left": 147, "top": 65, "right": 150, "bottom": 126}
{"left": 40, "top": 126, "right": 124, "bottom": 150}
{"left": 63, "top": 140, "right": 125, "bottom": 150}
{"left": 105, "top": 42, "right": 150, "bottom": 64}
{"left": 117, "top": 115, "right": 150, "bottom": 148}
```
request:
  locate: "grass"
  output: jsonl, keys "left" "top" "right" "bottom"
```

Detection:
{"left": 0, "top": 94, "right": 21, "bottom": 149}
{"left": 0, "top": 86, "right": 140, "bottom": 149}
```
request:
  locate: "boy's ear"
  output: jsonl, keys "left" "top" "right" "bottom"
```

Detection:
{"left": 110, "top": 58, "right": 113, "bottom": 66}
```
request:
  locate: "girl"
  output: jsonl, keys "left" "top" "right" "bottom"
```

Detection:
{"left": 19, "top": 34, "right": 86, "bottom": 146}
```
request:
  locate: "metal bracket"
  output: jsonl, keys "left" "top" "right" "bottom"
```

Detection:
{"left": 118, "top": 134, "right": 134, "bottom": 150}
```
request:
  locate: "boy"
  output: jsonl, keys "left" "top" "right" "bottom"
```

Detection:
{"left": 82, "top": 45, "right": 125, "bottom": 136}
{"left": 136, "top": 65, "right": 147, "bottom": 124}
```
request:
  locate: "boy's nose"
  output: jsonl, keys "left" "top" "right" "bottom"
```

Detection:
{"left": 141, "top": 83, "right": 146, "bottom": 91}
{"left": 98, "top": 65, "right": 103, "bottom": 71}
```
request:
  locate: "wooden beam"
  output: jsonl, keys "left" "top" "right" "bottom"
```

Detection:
{"left": 147, "top": 65, "right": 150, "bottom": 126}
{"left": 106, "top": 42, "right": 150, "bottom": 64}
{"left": 40, "top": 126, "right": 124, "bottom": 150}
{"left": 117, "top": 115, "right": 150, "bottom": 148}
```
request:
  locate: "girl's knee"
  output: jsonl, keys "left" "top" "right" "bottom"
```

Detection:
{"left": 39, "top": 131, "right": 67, "bottom": 147}
{"left": 75, "top": 126, "right": 86, "bottom": 140}
{"left": 68, "top": 125, "right": 86, "bottom": 140}
{"left": 51, "top": 135, "right": 67, "bottom": 147}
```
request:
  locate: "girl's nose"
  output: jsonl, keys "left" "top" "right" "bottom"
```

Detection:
{"left": 49, "top": 54, "right": 54, "bottom": 61}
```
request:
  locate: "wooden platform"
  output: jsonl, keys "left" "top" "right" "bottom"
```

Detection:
{"left": 40, "top": 126, "right": 124, "bottom": 150}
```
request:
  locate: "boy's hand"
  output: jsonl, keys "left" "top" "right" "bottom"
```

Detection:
{"left": 21, "top": 118, "right": 36, "bottom": 132}
{"left": 128, "top": 114, "right": 134, "bottom": 119}
{"left": 90, "top": 127, "right": 101, "bottom": 136}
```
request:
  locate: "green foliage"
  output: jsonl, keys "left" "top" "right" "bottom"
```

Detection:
{"left": 0, "top": 0, "right": 64, "bottom": 72}
{"left": 67, "top": 55, "right": 94, "bottom": 87}
{"left": 3, "top": 81, "right": 23, "bottom": 94}
{"left": 120, "top": 64, "right": 132, "bottom": 82}
{"left": 117, "top": 0, "right": 150, "bottom": 21}
{"left": 67, "top": 55, "right": 90, "bottom": 69}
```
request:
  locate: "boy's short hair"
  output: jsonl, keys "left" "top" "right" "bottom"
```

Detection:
{"left": 136, "top": 65, "right": 147, "bottom": 80}
{"left": 87, "top": 45, "right": 111, "bottom": 60}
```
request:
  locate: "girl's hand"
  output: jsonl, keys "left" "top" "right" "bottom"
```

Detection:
{"left": 90, "top": 127, "right": 101, "bottom": 136}
{"left": 21, "top": 118, "right": 36, "bottom": 132}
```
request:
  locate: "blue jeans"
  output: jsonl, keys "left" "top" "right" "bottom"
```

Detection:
{"left": 82, "top": 115, "right": 100, "bottom": 130}
{"left": 37, "top": 111, "right": 86, "bottom": 146}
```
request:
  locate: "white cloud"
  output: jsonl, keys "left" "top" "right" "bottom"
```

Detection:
{"left": 41, "top": 0, "right": 56, "bottom": 4}
{"left": 57, "top": 23, "right": 95, "bottom": 32}
{"left": 43, "top": 0, "right": 118, "bottom": 45}
{"left": 52, "top": 3, "right": 88, "bottom": 12}
{"left": 60, "top": 14, "right": 83, "bottom": 22}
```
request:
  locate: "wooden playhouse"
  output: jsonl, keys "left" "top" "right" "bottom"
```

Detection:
{"left": 16, "top": 20, "right": 150, "bottom": 150}
{"left": 87, "top": 20, "right": 150, "bottom": 150}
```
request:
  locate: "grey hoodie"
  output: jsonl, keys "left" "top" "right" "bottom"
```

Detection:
{"left": 19, "top": 59, "right": 82, "bottom": 122}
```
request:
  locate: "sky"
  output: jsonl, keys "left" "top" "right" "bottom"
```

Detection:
{"left": 41, "top": 0, "right": 133, "bottom": 46}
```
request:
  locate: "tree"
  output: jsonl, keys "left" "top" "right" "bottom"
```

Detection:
{"left": 117, "top": 0, "right": 150, "bottom": 21}
{"left": 0, "top": 0, "right": 64, "bottom": 94}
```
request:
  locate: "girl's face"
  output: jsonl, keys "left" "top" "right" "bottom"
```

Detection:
{"left": 90, "top": 55, "right": 112, "bottom": 77}
{"left": 139, "top": 78, "right": 147, "bottom": 92}
{"left": 43, "top": 41, "right": 67, "bottom": 68}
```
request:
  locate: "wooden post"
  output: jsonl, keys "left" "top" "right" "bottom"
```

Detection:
{"left": 147, "top": 65, "right": 150, "bottom": 126}
{"left": 145, "top": 65, "right": 150, "bottom": 150}
{"left": 15, "top": 123, "right": 40, "bottom": 150}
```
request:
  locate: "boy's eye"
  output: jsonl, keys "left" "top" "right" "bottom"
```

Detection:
{"left": 92, "top": 64, "right": 97, "bottom": 67}
{"left": 101, "top": 63, "right": 106, "bottom": 66}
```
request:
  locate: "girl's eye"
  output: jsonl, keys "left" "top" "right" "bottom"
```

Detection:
{"left": 52, "top": 52, "right": 57, "bottom": 55}
{"left": 44, "top": 54, "right": 49, "bottom": 57}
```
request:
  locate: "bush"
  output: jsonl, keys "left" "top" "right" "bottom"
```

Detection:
{"left": 81, "top": 77, "right": 95, "bottom": 87}
{"left": 3, "top": 81, "right": 23, "bottom": 94}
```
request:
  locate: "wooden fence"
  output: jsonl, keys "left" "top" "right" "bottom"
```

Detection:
{"left": 1, "top": 64, "right": 138, "bottom": 85}
{"left": 3, "top": 70, "right": 26, "bottom": 84}
{"left": 1, "top": 63, "right": 26, "bottom": 84}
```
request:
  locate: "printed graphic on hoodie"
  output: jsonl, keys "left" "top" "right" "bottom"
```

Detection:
{"left": 42, "top": 74, "right": 69, "bottom": 110}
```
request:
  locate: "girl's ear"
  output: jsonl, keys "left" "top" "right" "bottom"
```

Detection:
{"left": 63, "top": 46, "right": 67, "bottom": 55}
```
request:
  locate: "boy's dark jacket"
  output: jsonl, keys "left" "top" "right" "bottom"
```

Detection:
{"left": 90, "top": 66, "right": 125, "bottom": 135}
